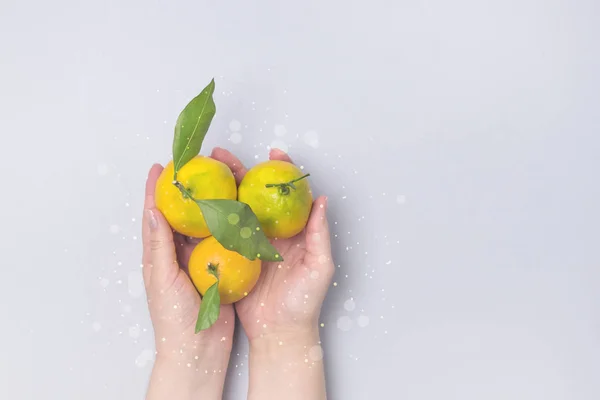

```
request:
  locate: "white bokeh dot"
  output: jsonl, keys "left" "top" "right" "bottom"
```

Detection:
{"left": 274, "top": 125, "right": 287, "bottom": 137}
{"left": 135, "top": 349, "right": 155, "bottom": 368}
{"left": 230, "top": 132, "right": 242, "bottom": 144}
{"left": 396, "top": 195, "right": 407, "bottom": 204}
{"left": 229, "top": 120, "right": 241, "bottom": 131}
{"left": 303, "top": 130, "right": 319, "bottom": 148}
{"left": 337, "top": 316, "right": 353, "bottom": 332}
{"left": 92, "top": 322, "right": 102, "bottom": 332}
{"left": 109, "top": 225, "right": 120, "bottom": 234}
{"left": 344, "top": 298, "right": 356, "bottom": 312}
{"left": 99, "top": 278, "right": 110, "bottom": 288}
{"left": 97, "top": 163, "right": 109, "bottom": 176}
{"left": 357, "top": 315, "right": 370, "bottom": 328}
{"left": 270, "top": 140, "right": 288, "bottom": 153}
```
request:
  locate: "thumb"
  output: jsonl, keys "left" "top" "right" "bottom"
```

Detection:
{"left": 142, "top": 164, "right": 179, "bottom": 292}
{"left": 304, "top": 196, "right": 334, "bottom": 274}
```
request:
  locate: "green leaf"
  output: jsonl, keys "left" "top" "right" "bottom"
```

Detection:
{"left": 195, "top": 280, "right": 221, "bottom": 333}
{"left": 172, "top": 79, "right": 216, "bottom": 178}
{"left": 195, "top": 199, "right": 282, "bottom": 262}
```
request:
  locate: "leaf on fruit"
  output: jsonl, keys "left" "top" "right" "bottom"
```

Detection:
{"left": 172, "top": 79, "right": 216, "bottom": 178}
{"left": 196, "top": 199, "right": 282, "bottom": 262}
{"left": 195, "top": 280, "right": 220, "bottom": 333}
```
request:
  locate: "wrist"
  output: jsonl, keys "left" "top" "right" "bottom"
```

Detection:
{"left": 247, "top": 326, "right": 327, "bottom": 400}
{"left": 154, "top": 350, "right": 228, "bottom": 374}
{"left": 148, "top": 354, "right": 228, "bottom": 400}
{"left": 154, "top": 327, "right": 233, "bottom": 366}
{"left": 151, "top": 334, "right": 233, "bottom": 390}
{"left": 249, "top": 326, "right": 322, "bottom": 363}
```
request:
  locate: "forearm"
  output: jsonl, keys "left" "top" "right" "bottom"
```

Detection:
{"left": 248, "top": 329, "right": 327, "bottom": 400}
{"left": 146, "top": 351, "right": 229, "bottom": 400}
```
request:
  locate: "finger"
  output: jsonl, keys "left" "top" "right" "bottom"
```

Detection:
{"left": 211, "top": 147, "right": 248, "bottom": 184}
{"left": 142, "top": 164, "right": 179, "bottom": 291}
{"left": 141, "top": 164, "right": 164, "bottom": 286}
{"left": 173, "top": 233, "right": 198, "bottom": 274}
{"left": 184, "top": 236, "right": 202, "bottom": 245}
{"left": 304, "top": 196, "right": 334, "bottom": 272}
{"left": 269, "top": 148, "right": 294, "bottom": 164}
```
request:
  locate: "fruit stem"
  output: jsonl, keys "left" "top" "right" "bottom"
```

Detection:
{"left": 207, "top": 263, "right": 219, "bottom": 278}
{"left": 173, "top": 180, "right": 195, "bottom": 200}
{"left": 265, "top": 173, "right": 310, "bottom": 196}
{"left": 288, "top": 173, "right": 311, "bottom": 185}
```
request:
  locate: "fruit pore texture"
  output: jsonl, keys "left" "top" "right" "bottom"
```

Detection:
{"left": 188, "top": 236, "right": 262, "bottom": 304}
{"left": 155, "top": 156, "right": 237, "bottom": 238}
{"left": 238, "top": 160, "right": 313, "bottom": 239}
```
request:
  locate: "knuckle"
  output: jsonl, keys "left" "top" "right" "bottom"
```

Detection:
{"left": 149, "top": 238, "right": 171, "bottom": 251}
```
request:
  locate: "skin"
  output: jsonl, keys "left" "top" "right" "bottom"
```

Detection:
{"left": 214, "top": 147, "right": 334, "bottom": 400}
{"left": 142, "top": 147, "right": 334, "bottom": 400}
{"left": 142, "top": 157, "right": 236, "bottom": 400}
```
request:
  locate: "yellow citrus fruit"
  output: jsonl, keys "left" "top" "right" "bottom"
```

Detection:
{"left": 155, "top": 156, "right": 237, "bottom": 238}
{"left": 188, "top": 236, "right": 261, "bottom": 304}
{"left": 238, "top": 160, "right": 313, "bottom": 239}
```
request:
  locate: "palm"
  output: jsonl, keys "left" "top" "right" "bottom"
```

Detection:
{"left": 144, "top": 164, "right": 235, "bottom": 350}
{"left": 208, "top": 147, "right": 333, "bottom": 341}
{"left": 234, "top": 235, "right": 314, "bottom": 339}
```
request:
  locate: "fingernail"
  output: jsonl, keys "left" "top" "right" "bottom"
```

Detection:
{"left": 146, "top": 209, "right": 158, "bottom": 231}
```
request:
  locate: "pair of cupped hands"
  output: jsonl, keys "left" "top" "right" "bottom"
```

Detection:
{"left": 142, "top": 147, "right": 333, "bottom": 400}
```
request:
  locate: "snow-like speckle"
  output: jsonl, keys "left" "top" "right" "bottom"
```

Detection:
{"left": 92, "top": 322, "right": 102, "bottom": 332}
{"left": 357, "top": 315, "right": 370, "bottom": 328}
{"left": 303, "top": 130, "right": 319, "bottom": 148}
{"left": 128, "top": 271, "right": 144, "bottom": 298}
{"left": 310, "top": 270, "right": 320, "bottom": 280}
{"left": 344, "top": 298, "right": 356, "bottom": 312}
{"left": 229, "top": 120, "right": 241, "bottom": 131}
{"left": 274, "top": 125, "right": 287, "bottom": 137}
{"left": 337, "top": 316, "right": 353, "bottom": 331}
{"left": 99, "top": 278, "right": 110, "bottom": 288}
{"left": 109, "top": 225, "right": 120, "bottom": 234}
{"left": 396, "top": 195, "right": 406, "bottom": 204}
{"left": 230, "top": 132, "right": 242, "bottom": 144}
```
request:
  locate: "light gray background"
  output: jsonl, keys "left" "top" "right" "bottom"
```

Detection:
{"left": 1, "top": 1, "right": 599, "bottom": 399}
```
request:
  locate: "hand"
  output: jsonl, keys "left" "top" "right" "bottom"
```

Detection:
{"left": 141, "top": 163, "right": 234, "bottom": 400}
{"left": 212, "top": 147, "right": 334, "bottom": 400}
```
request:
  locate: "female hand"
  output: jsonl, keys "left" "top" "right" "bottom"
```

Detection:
{"left": 212, "top": 147, "right": 334, "bottom": 400}
{"left": 141, "top": 162, "right": 235, "bottom": 400}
